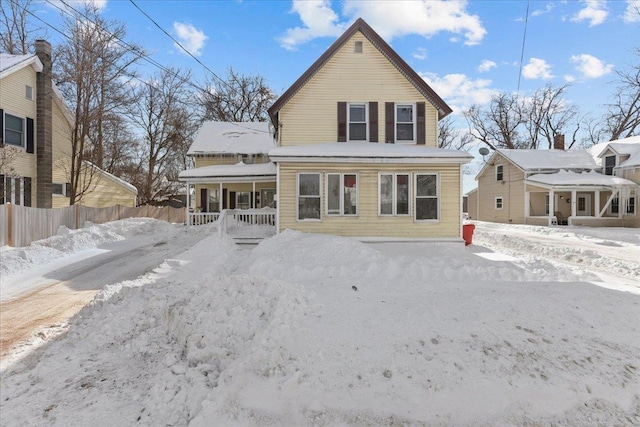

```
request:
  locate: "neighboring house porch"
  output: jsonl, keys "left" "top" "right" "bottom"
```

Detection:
{"left": 524, "top": 171, "right": 638, "bottom": 226}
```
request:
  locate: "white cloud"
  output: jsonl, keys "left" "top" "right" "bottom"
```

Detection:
{"left": 531, "top": 3, "right": 554, "bottom": 17}
{"left": 571, "top": 0, "right": 608, "bottom": 26}
{"left": 522, "top": 58, "right": 554, "bottom": 80}
{"left": 278, "top": 0, "right": 347, "bottom": 50}
{"left": 564, "top": 74, "right": 577, "bottom": 83}
{"left": 478, "top": 60, "right": 497, "bottom": 72}
{"left": 173, "top": 22, "right": 208, "bottom": 57}
{"left": 413, "top": 47, "right": 428, "bottom": 60}
{"left": 420, "top": 72, "right": 497, "bottom": 113}
{"left": 279, "top": 0, "right": 487, "bottom": 50}
{"left": 624, "top": 0, "right": 640, "bottom": 22}
{"left": 570, "top": 53, "right": 613, "bottom": 78}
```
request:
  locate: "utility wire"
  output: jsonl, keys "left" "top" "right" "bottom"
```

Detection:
{"left": 517, "top": 1, "right": 530, "bottom": 93}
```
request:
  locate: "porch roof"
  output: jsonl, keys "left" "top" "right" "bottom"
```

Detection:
{"left": 178, "top": 162, "right": 276, "bottom": 183}
{"left": 269, "top": 142, "right": 473, "bottom": 164}
{"left": 525, "top": 170, "right": 638, "bottom": 189}
{"left": 187, "top": 122, "right": 275, "bottom": 156}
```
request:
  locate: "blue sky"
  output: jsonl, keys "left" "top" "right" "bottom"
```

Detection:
{"left": 36, "top": 0, "right": 640, "bottom": 190}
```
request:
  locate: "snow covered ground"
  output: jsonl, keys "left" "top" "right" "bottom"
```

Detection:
{"left": 0, "top": 219, "right": 639, "bottom": 426}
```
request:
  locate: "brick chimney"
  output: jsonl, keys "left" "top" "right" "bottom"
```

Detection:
{"left": 553, "top": 134, "right": 565, "bottom": 151}
{"left": 35, "top": 40, "right": 52, "bottom": 208}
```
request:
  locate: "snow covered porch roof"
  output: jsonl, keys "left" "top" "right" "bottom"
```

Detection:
{"left": 525, "top": 170, "right": 638, "bottom": 190}
{"left": 187, "top": 122, "right": 275, "bottom": 156}
{"left": 178, "top": 162, "right": 276, "bottom": 184}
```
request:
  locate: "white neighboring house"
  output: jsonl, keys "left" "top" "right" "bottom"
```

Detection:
{"left": 467, "top": 136, "right": 640, "bottom": 227}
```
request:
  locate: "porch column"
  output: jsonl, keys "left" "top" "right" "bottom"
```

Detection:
{"left": 524, "top": 191, "right": 530, "bottom": 218}
{"left": 571, "top": 190, "right": 577, "bottom": 217}
{"left": 548, "top": 190, "right": 555, "bottom": 226}
{"left": 185, "top": 182, "right": 190, "bottom": 227}
{"left": 219, "top": 182, "right": 223, "bottom": 212}
{"left": 595, "top": 191, "right": 600, "bottom": 217}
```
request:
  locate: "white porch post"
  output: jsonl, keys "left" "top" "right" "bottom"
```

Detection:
{"left": 595, "top": 191, "right": 600, "bottom": 217}
{"left": 524, "top": 191, "right": 530, "bottom": 218}
{"left": 549, "top": 190, "right": 555, "bottom": 226}
{"left": 571, "top": 190, "right": 577, "bottom": 217}
{"left": 219, "top": 182, "right": 223, "bottom": 211}
{"left": 185, "top": 182, "right": 190, "bottom": 227}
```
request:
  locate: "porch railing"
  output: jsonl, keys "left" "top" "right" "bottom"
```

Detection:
{"left": 188, "top": 212, "right": 220, "bottom": 226}
{"left": 188, "top": 208, "right": 276, "bottom": 234}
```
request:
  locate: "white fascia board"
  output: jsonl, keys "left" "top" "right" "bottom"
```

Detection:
{"left": 0, "top": 55, "right": 43, "bottom": 79}
{"left": 524, "top": 180, "right": 623, "bottom": 191}
{"left": 179, "top": 175, "right": 276, "bottom": 184}
{"left": 269, "top": 156, "right": 471, "bottom": 165}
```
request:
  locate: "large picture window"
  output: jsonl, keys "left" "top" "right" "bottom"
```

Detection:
{"left": 415, "top": 174, "right": 438, "bottom": 220}
{"left": 4, "top": 113, "right": 25, "bottom": 147}
{"left": 395, "top": 104, "right": 414, "bottom": 142}
{"left": 379, "top": 173, "right": 409, "bottom": 216}
{"left": 348, "top": 103, "right": 367, "bottom": 141}
{"left": 298, "top": 173, "right": 321, "bottom": 220}
{"left": 327, "top": 173, "right": 357, "bottom": 216}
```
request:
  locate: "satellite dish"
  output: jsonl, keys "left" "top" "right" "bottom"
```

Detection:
{"left": 479, "top": 147, "right": 490, "bottom": 156}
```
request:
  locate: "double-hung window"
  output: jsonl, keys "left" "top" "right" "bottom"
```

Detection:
{"left": 348, "top": 103, "right": 367, "bottom": 141}
{"left": 4, "top": 113, "right": 25, "bottom": 147}
{"left": 611, "top": 197, "right": 619, "bottom": 214}
{"left": 627, "top": 193, "right": 636, "bottom": 215}
{"left": 379, "top": 173, "right": 409, "bottom": 216}
{"left": 496, "top": 164, "right": 504, "bottom": 181}
{"left": 327, "top": 173, "right": 357, "bottom": 216}
{"left": 298, "top": 173, "right": 321, "bottom": 220}
{"left": 604, "top": 156, "right": 616, "bottom": 175}
{"left": 395, "top": 104, "right": 415, "bottom": 143}
{"left": 495, "top": 197, "right": 504, "bottom": 210}
{"left": 415, "top": 174, "right": 439, "bottom": 220}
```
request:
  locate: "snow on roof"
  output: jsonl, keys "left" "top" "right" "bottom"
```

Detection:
{"left": 587, "top": 135, "right": 640, "bottom": 167}
{"left": 270, "top": 142, "right": 473, "bottom": 162}
{"left": 179, "top": 162, "right": 276, "bottom": 180}
{"left": 496, "top": 149, "right": 598, "bottom": 171}
{"left": 86, "top": 162, "right": 138, "bottom": 194}
{"left": 0, "top": 53, "right": 42, "bottom": 77}
{"left": 526, "top": 170, "right": 638, "bottom": 187}
{"left": 187, "top": 122, "right": 275, "bottom": 156}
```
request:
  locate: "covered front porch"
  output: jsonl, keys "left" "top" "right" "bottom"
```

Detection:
{"left": 178, "top": 162, "right": 277, "bottom": 226}
{"left": 524, "top": 171, "right": 638, "bottom": 227}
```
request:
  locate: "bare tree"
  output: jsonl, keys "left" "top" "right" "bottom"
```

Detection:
{"left": 54, "top": 3, "right": 143, "bottom": 204}
{"left": 438, "top": 115, "right": 474, "bottom": 150}
{"left": 0, "top": 0, "right": 45, "bottom": 54}
{"left": 128, "top": 68, "right": 198, "bottom": 205}
{"left": 464, "top": 84, "right": 580, "bottom": 150}
{"left": 200, "top": 67, "right": 276, "bottom": 122}
{"left": 0, "top": 143, "right": 20, "bottom": 176}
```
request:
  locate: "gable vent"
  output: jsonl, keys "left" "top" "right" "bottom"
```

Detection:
{"left": 354, "top": 41, "right": 363, "bottom": 53}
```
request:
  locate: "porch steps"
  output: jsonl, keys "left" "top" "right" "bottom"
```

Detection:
{"left": 232, "top": 237, "right": 265, "bottom": 247}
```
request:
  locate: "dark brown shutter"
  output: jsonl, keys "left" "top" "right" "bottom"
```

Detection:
{"left": 26, "top": 117, "right": 34, "bottom": 153}
{"left": 0, "top": 109, "right": 3, "bottom": 144}
{"left": 222, "top": 188, "right": 227, "bottom": 209}
{"left": 24, "top": 177, "right": 31, "bottom": 207}
{"left": 416, "top": 102, "right": 426, "bottom": 145}
{"left": 337, "top": 102, "right": 347, "bottom": 142}
{"left": 385, "top": 102, "right": 394, "bottom": 143}
{"left": 369, "top": 102, "right": 378, "bottom": 142}
{"left": 229, "top": 191, "right": 236, "bottom": 209}
{"left": 14, "top": 178, "right": 21, "bottom": 205}
{"left": 65, "top": 183, "right": 71, "bottom": 196}
{"left": 0, "top": 174, "right": 4, "bottom": 204}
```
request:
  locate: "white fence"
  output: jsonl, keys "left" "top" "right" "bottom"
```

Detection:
{"left": 187, "top": 208, "right": 276, "bottom": 236}
{"left": 0, "top": 203, "right": 186, "bottom": 247}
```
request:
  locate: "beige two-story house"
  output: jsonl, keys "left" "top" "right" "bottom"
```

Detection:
{"left": 267, "top": 18, "right": 472, "bottom": 241}
{"left": 0, "top": 41, "right": 137, "bottom": 208}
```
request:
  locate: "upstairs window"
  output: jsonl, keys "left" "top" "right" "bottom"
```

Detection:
{"left": 496, "top": 164, "right": 504, "bottom": 181}
{"left": 354, "top": 41, "right": 363, "bottom": 53}
{"left": 395, "top": 104, "right": 414, "bottom": 142}
{"left": 604, "top": 155, "right": 616, "bottom": 175}
{"left": 348, "top": 103, "right": 367, "bottom": 141}
{"left": 4, "top": 113, "right": 25, "bottom": 147}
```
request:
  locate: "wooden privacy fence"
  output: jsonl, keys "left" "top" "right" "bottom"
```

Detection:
{"left": 0, "top": 203, "right": 186, "bottom": 247}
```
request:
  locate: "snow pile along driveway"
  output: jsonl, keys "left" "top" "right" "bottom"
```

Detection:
{"left": 1, "top": 224, "right": 639, "bottom": 426}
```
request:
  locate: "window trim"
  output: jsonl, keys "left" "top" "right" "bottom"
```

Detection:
{"left": 297, "top": 172, "right": 322, "bottom": 222}
{"left": 326, "top": 173, "right": 358, "bottom": 216}
{"left": 627, "top": 193, "right": 636, "bottom": 215}
{"left": 414, "top": 173, "right": 440, "bottom": 222}
{"left": 378, "top": 172, "right": 411, "bottom": 216}
{"left": 52, "top": 182, "right": 67, "bottom": 197}
{"left": 25, "top": 85, "right": 33, "bottom": 100}
{"left": 395, "top": 103, "right": 416, "bottom": 143}
{"left": 496, "top": 164, "right": 504, "bottom": 181}
{"left": 347, "top": 102, "right": 368, "bottom": 142}
{"left": 495, "top": 196, "right": 504, "bottom": 210}
{"left": 3, "top": 112, "right": 26, "bottom": 148}
{"left": 604, "top": 155, "right": 616, "bottom": 176}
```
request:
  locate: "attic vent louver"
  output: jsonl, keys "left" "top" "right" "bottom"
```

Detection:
{"left": 354, "top": 41, "right": 363, "bottom": 53}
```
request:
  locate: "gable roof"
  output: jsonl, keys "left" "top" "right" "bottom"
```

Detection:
{"left": 587, "top": 135, "right": 640, "bottom": 169}
{"left": 0, "top": 53, "right": 43, "bottom": 78}
{"left": 267, "top": 18, "right": 452, "bottom": 125}
{"left": 187, "top": 122, "right": 275, "bottom": 156}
